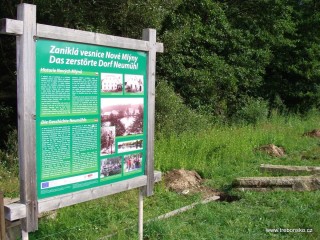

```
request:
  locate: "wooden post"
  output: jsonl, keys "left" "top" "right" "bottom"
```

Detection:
{"left": 16, "top": 3, "right": 38, "bottom": 233}
{"left": 0, "top": 192, "right": 5, "bottom": 240}
{"left": 138, "top": 188, "right": 144, "bottom": 240}
{"left": 142, "top": 29, "right": 157, "bottom": 197}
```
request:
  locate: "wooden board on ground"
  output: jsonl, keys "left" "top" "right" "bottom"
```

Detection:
{"left": 233, "top": 175, "right": 320, "bottom": 191}
{"left": 260, "top": 164, "right": 320, "bottom": 174}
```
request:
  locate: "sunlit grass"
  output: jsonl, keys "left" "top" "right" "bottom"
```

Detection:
{"left": 4, "top": 111, "right": 319, "bottom": 239}
{"left": 155, "top": 112, "right": 320, "bottom": 189}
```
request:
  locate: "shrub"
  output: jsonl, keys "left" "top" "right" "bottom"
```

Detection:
{"left": 0, "top": 129, "right": 18, "bottom": 171}
{"left": 0, "top": 103, "right": 13, "bottom": 149}
{"left": 234, "top": 97, "right": 269, "bottom": 125}
{"left": 155, "top": 80, "right": 211, "bottom": 137}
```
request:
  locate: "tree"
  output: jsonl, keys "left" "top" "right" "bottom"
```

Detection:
{"left": 224, "top": 0, "right": 320, "bottom": 111}
{"left": 158, "top": 0, "right": 270, "bottom": 117}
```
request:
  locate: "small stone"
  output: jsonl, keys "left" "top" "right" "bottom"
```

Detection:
{"left": 181, "top": 189, "right": 190, "bottom": 195}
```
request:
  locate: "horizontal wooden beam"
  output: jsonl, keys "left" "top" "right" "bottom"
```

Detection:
{"left": 37, "top": 24, "right": 164, "bottom": 52}
{"left": 0, "top": 18, "right": 23, "bottom": 35}
{"left": 4, "top": 203, "right": 26, "bottom": 222}
{"left": 0, "top": 19, "right": 164, "bottom": 53}
{"left": 5, "top": 171, "right": 161, "bottom": 221}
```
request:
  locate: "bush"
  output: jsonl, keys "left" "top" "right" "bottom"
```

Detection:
{"left": 234, "top": 97, "right": 269, "bottom": 125}
{"left": 0, "top": 103, "right": 13, "bottom": 149}
{"left": 0, "top": 129, "right": 18, "bottom": 171}
{"left": 155, "top": 80, "right": 211, "bottom": 137}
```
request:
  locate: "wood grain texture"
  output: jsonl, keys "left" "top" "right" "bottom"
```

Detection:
{"left": 0, "top": 18, "right": 23, "bottom": 35}
{"left": 4, "top": 203, "right": 26, "bottom": 222}
{"left": 5, "top": 171, "right": 162, "bottom": 221}
{"left": 38, "top": 171, "right": 161, "bottom": 213}
{"left": 142, "top": 29, "right": 157, "bottom": 197}
{"left": 138, "top": 188, "right": 144, "bottom": 240}
{"left": 0, "top": 192, "right": 5, "bottom": 240}
{"left": 260, "top": 164, "right": 320, "bottom": 174}
{"left": 0, "top": 19, "right": 164, "bottom": 52}
{"left": 16, "top": 3, "right": 38, "bottom": 232}
{"left": 2, "top": 3, "right": 164, "bottom": 228}
{"left": 37, "top": 24, "right": 163, "bottom": 52}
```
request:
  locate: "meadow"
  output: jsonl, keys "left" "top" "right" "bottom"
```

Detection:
{"left": 1, "top": 111, "right": 320, "bottom": 239}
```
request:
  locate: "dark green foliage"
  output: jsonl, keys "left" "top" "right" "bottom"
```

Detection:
{"left": 224, "top": 0, "right": 320, "bottom": 112}
{"left": 234, "top": 98, "right": 269, "bottom": 125}
{"left": 158, "top": 0, "right": 271, "bottom": 117}
{"left": 0, "top": 103, "right": 14, "bottom": 149}
{"left": 0, "top": 129, "right": 18, "bottom": 171}
{"left": 0, "top": 0, "right": 319, "bottom": 137}
{"left": 155, "top": 80, "right": 211, "bottom": 136}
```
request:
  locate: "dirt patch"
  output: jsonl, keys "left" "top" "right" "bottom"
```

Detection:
{"left": 164, "top": 169, "right": 219, "bottom": 198}
{"left": 164, "top": 169, "right": 202, "bottom": 193}
{"left": 256, "top": 144, "right": 286, "bottom": 157}
{"left": 303, "top": 129, "right": 320, "bottom": 138}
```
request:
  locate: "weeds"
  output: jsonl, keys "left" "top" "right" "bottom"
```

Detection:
{"left": 1, "top": 110, "right": 320, "bottom": 239}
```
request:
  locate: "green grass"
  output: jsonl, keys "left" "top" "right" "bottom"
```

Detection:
{"left": 0, "top": 164, "right": 19, "bottom": 198}
{"left": 155, "top": 112, "right": 320, "bottom": 189}
{"left": 1, "top": 112, "right": 320, "bottom": 239}
{"left": 144, "top": 191, "right": 320, "bottom": 240}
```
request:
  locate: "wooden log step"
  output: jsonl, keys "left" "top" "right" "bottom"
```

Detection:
{"left": 233, "top": 175, "right": 320, "bottom": 191}
{"left": 260, "top": 164, "right": 320, "bottom": 174}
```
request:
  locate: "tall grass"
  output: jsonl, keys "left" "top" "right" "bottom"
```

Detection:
{"left": 155, "top": 111, "right": 320, "bottom": 188}
{"left": 0, "top": 129, "right": 19, "bottom": 197}
{"left": 2, "top": 110, "right": 320, "bottom": 239}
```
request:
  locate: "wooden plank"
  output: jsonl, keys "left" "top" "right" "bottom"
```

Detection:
{"left": 234, "top": 176, "right": 306, "bottom": 186}
{"left": 5, "top": 219, "right": 21, "bottom": 229}
{"left": 38, "top": 171, "right": 162, "bottom": 213}
{"left": 147, "top": 196, "right": 220, "bottom": 223}
{"left": 16, "top": 3, "right": 38, "bottom": 232}
{"left": 4, "top": 203, "right": 26, "bottom": 222}
{"left": 0, "top": 192, "right": 5, "bottom": 240}
{"left": 5, "top": 171, "right": 161, "bottom": 221}
{"left": 0, "top": 19, "right": 164, "bottom": 51}
{"left": 260, "top": 164, "right": 320, "bottom": 174}
{"left": 5, "top": 220, "right": 21, "bottom": 240}
{"left": 0, "top": 18, "right": 23, "bottom": 35}
{"left": 138, "top": 188, "right": 143, "bottom": 240}
{"left": 233, "top": 175, "right": 320, "bottom": 191}
{"left": 235, "top": 187, "right": 294, "bottom": 192}
{"left": 142, "top": 29, "right": 157, "bottom": 197}
{"left": 37, "top": 24, "right": 163, "bottom": 52}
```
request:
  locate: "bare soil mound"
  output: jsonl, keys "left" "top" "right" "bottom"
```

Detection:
{"left": 256, "top": 144, "right": 286, "bottom": 157}
{"left": 164, "top": 169, "right": 219, "bottom": 198}
{"left": 165, "top": 169, "right": 202, "bottom": 192}
{"left": 303, "top": 129, "right": 320, "bottom": 138}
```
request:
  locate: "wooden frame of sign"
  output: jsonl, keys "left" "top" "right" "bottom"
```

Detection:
{"left": 0, "top": 3, "right": 163, "bottom": 238}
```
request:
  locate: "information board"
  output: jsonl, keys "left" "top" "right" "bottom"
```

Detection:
{"left": 36, "top": 39, "right": 148, "bottom": 199}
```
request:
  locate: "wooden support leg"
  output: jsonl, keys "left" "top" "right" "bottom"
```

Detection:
{"left": 138, "top": 188, "right": 143, "bottom": 240}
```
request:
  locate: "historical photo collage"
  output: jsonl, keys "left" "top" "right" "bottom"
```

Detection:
{"left": 100, "top": 73, "right": 144, "bottom": 180}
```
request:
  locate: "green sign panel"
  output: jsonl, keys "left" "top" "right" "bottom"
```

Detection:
{"left": 36, "top": 39, "right": 147, "bottom": 199}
